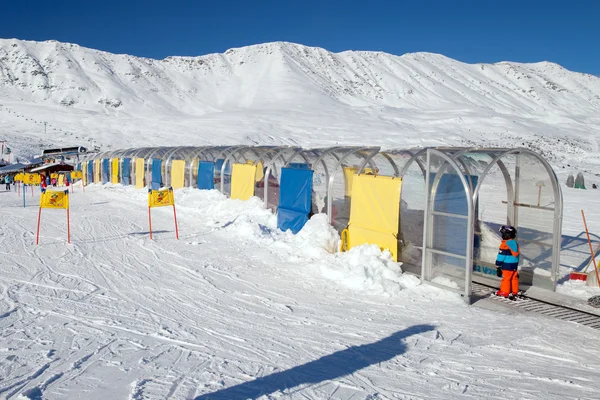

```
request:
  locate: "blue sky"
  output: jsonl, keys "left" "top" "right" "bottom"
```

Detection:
{"left": 1, "top": 0, "right": 598, "bottom": 75}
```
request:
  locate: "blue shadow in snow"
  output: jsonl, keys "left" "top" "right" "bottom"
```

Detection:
{"left": 195, "top": 324, "right": 435, "bottom": 400}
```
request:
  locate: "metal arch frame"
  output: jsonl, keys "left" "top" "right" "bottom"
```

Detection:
{"left": 471, "top": 148, "right": 562, "bottom": 286}
{"left": 399, "top": 148, "right": 428, "bottom": 179}
{"left": 422, "top": 149, "right": 475, "bottom": 302}
{"left": 353, "top": 149, "right": 386, "bottom": 177}
{"left": 326, "top": 147, "right": 381, "bottom": 223}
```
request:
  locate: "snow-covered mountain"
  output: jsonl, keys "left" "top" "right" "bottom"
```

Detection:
{"left": 1, "top": 38, "right": 600, "bottom": 170}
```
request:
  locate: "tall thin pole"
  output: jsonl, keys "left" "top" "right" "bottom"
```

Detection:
{"left": 36, "top": 208, "right": 42, "bottom": 245}
{"left": 581, "top": 210, "right": 600, "bottom": 287}
{"left": 173, "top": 205, "right": 179, "bottom": 240}
{"left": 67, "top": 206, "right": 71, "bottom": 244}
{"left": 148, "top": 207, "right": 153, "bottom": 239}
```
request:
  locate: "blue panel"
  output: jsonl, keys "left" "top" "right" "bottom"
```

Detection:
{"left": 122, "top": 158, "right": 131, "bottom": 185}
{"left": 277, "top": 209, "right": 309, "bottom": 234}
{"left": 151, "top": 159, "right": 162, "bottom": 190}
{"left": 288, "top": 162, "right": 310, "bottom": 169}
{"left": 102, "top": 159, "right": 109, "bottom": 184}
{"left": 87, "top": 160, "right": 93, "bottom": 183}
{"left": 277, "top": 168, "right": 314, "bottom": 234}
{"left": 197, "top": 161, "right": 215, "bottom": 190}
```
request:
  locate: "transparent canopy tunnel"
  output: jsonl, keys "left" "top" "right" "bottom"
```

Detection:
{"left": 421, "top": 148, "right": 562, "bottom": 302}
{"left": 81, "top": 145, "right": 562, "bottom": 301}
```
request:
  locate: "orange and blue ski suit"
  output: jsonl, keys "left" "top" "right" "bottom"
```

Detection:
{"left": 495, "top": 239, "right": 520, "bottom": 296}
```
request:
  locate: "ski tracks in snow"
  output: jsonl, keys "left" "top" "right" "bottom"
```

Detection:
{"left": 1, "top": 186, "right": 600, "bottom": 399}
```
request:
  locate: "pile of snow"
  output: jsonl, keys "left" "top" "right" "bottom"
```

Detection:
{"left": 177, "top": 190, "right": 422, "bottom": 297}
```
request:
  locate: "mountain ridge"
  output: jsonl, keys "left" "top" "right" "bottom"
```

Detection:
{"left": 0, "top": 38, "right": 599, "bottom": 171}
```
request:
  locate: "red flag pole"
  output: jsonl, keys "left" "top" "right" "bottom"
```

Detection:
{"left": 36, "top": 207, "right": 42, "bottom": 245}
{"left": 148, "top": 207, "right": 153, "bottom": 239}
{"left": 173, "top": 205, "right": 179, "bottom": 240}
{"left": 67, "top": 206, "right": 71, "bottom": 244}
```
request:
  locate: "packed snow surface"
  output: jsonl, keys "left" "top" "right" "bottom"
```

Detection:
{"left": 1, "top": 184, "right": 600, "bottom": 399}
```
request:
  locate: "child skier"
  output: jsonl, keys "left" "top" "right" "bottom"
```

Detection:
{"left": 495, "top": 225, "right": 521, "bottom": 300}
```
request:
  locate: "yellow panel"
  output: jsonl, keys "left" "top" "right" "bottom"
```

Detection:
{"left": 135, "top": 158, "right": 145, "bottom": 188}
{"left": 244, "top": 160, "right": 264, "bottom": 182}
{"left": 343, "top": 166, "right": 375, "bottom": 197}
{"left": 171, "top": 160, "right": 186, "bottom": 189}
{"left": 255, "top": 161, "right": 264, "bottom": 182}
{"left": 94, "top": 160, "right": 101, "bottom": 183}
{"left": 348, "top": 226, "right": 400, "bottom": 261}
{"left": 231, "top": 163, "right": 256, "bottom": 200}
{"left": 82, "top": 163, "right": 87, "bottom": 185}
{"left": 58, "top": 174, "right": 64, "bottom": 186}
{"left": 346, "top": 174, "right": 402, "bottom": 261}
{"left": 111, "top": 158, "right": 119, "bottom": 184}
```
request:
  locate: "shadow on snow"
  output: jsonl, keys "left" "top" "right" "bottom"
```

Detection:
{"left": 195, "top": 324, "right": 435, "bottom": 400}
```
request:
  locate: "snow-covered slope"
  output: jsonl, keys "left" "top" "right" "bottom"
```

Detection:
{"left": 1, "top": 184, "right": 600, "bottom": 399}
{"left": 1, "top": 38, "right": 600, "bottom": 169}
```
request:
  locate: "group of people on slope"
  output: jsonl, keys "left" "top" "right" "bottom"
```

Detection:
{"left": 40, "top": 174, "right": 69, "bottom": 189}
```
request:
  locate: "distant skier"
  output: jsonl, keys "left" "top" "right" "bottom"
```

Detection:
{"left": 495, "top": 225, "right": 520, "bottom": 300}
{"left": 4, "top": 174, "right": 11, "bottom": 191}
{"left": 566, "top": 174, "right": 574, "bottom": 188}
{"left": 575, "top": 172, "right": 586, "bottom": 189}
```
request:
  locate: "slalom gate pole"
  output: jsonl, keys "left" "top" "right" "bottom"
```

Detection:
{"left": 23, "top": 184, "right": 25, "bottom": 208}
{"left": 31, "top": 184, "right": 34, "bottom": 197}
{"left": 36, "top": 208, "right": 42, "bottom": 245}
{"left": 581, "top": 210, "right": 600, "bottom": 286}
{"left": 173, "top": 205, "right": 179, "bottom": 240}
{"left": 67, "top": 206, "right": 71, "bottom": 244}
{"left": 583, "top": 241, "right": 600, "bottom": 273}
{"left": 148, "top": 207, "right": 153, "bottom": 239}
{"left": 17, "top": 181, "right": 20, "bottom": 196}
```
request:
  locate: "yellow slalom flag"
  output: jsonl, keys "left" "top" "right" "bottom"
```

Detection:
{"left": 14, "top": 173, "right": 24, "bottom": 181}
{"left": 40, "top": 190, "right": 69, "bottom": 209}
{"left": 24, "top": 173, "right": 41, "bottom": 185}
{"left": 71, "top": 171, "right": 83, "bottom": 179}
{"left": 148, "top": 187, "right": 175, "bottom": 208}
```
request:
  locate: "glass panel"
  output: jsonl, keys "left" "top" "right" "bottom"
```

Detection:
{"left": 515, "top": 153, "right": 555, "bottom": 289}
{"left": 430, "top": 252, "right": 466, "bottom": 292}
{"left": 398, "top": 159, "right": 426, "bottom": 271}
